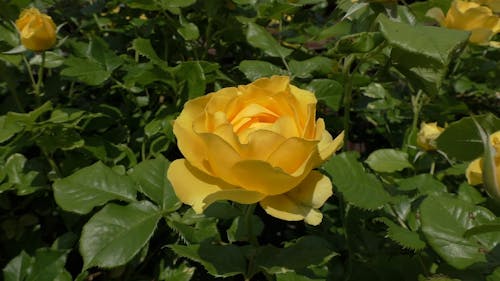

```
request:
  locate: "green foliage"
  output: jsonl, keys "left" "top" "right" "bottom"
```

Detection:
{"left": 325, "top": 152, "right": 391, "bottom": 210}
{"left": 80, "top": 201, "right": 161, "bottom": 269}
{"left": 1, "top": 0, "right": 499, "bottom": 280}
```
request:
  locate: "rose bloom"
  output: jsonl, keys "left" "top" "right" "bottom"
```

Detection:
{"left": 15, "top": 7, "right": 57, "bottom": 51}
{"left": 167, "top": 76, "right": 343, "bottom": 225}
{"left": 466, "top": 131, "right": 500, "bottom": 199}
{"left": 416, "top": 122, "right": 444, "bottom": 151}
{"left": 426, "top": 0, "right": 500, "bottom": 47}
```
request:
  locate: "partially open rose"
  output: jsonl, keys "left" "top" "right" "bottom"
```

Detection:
{"left": 15, "top": 7, "right": 57, "bottom": 51}
{"left": 426, "top": 0, "right": 500, "bottom": 47}
{"left": 167, "top": 76, "right": 343, "bottom": 225}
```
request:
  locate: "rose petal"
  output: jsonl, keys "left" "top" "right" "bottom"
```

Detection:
{"left": 167, "top": 159, "right": 265, "bottom": 213}
{"left": 287, "top": 171, "right": 333, "bottom": 209}
{"left": 243, "top": 130, "right": 287, "bottom": 161}
{"left": 469, "top": 28, "right": 494, "bottom": 45}
{"left": 259, "top": 171, "right": 332, "bottom": 225}
{"left": 173, "top": 124, "right": 210, "bottom": 174}
{"left": 267, "top": 137, "right": 318, "bottom": 174}
{"left": 466, "top": 158, "right": 483, "bottom": 185}
{"left": 205, "top": 87, "right": 239, "bottom": 114}
{"left": 231, "top": 160, "right": 306, "bottom": 195}
{"left": 316, "top": 124, "right": 344, "bottom": 165}
{"left": 289, "top": 85, "right": 318, "bottom": 137}
{"left": 248, "top": 76, "right": 291, "bottom": 93}
{"left": 198, "top": 133, "right": 242, "bottom": 185}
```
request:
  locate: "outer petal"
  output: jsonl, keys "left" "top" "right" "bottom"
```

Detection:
{"left": 315, "top": 123, "right": 344, "bottom": 165}
{"left": 231, "top": 160, "right": 307, "bottom": 195}
{"left": 248, "top": 76, "right": 291, "bottom": 93}
{"left": 469, "top": 28, "right": 494, "bottom": 45}
{"left": 167, "top": 159, "right": 265, "bottom": 213}
{"left": 466, "top": 158, "right": 483, "bottom": 185}
{"left": 173, "top": 95, "right": 212, "bottom": 173}
{"left": 259, "top": 171, "right": 333, "bottom": 225}
{"left": 426, "top": 7, "right": 446, "bottom": 25}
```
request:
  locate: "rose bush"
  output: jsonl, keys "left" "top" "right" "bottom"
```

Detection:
{"left": 15, "top": 7, "right": 57, "bottom": 51}
{"left": 167, "top": 76, "right": 343, "bottom": 225}
{"left": 426, "top": 0, "right": 500, "bottom": 47}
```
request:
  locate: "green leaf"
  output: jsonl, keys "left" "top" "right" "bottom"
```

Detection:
{"left": 420, "top": 195, "right": 500, "bottom": 269}
{"left": 464, "top": 222, "right": 500, "bottom": 238}
{"left": 26, "top": 249, "right": 68, "bottom": 281}
{"left": 378, "top": 14, "right": 468, "bottom": 94}
{"left": 239, "top": 60, "right": 287, "bottom": 81}
{"left": 397, "top": 174, "right": 447, "bottom": 195}
{"left": 2, "top": 251, "right": 33, "bottom": 281}
{"left": 159, "top": 262, "right": 195, "bottom": 281}
{"left": 29, "top": 52, "right": 64, "bottom": 68}
{"left": 131, "top": 38, "right": 165, "bottom": 66}
{"left": 4, "top": 101, "right": 53, "bottom": 128}
{"left": 376, "top": 217, "right": 426, "bottom": 251}
{"left": 178, "top": 21, "right": 199, "bottom": 41}
{"left": 436, "top": 114, "right": 500, "bottom": 161}
{"left": 4, "top": 153, "right": 43, "bottom": 195}
{"left": 87, "top": 37, "right": 123, "bottom": 72}
{"left": 53, "top": 161, "right": 137, "bottom": 214}
{"left": 332, "top": 32, "right": 384, "bottom": 54}
{"left": 365, "top": 149, "right": 413, "bottom": 173}
{"left": 306, "top": 79, "right": 343, "bottom": 111}
{"left": 128, "top": 156, "right": 181, "bottom": 212}
{"left": 227, "top": 215, "right": 264, "bottom": 243}
{"left": 169, "top": 242, "right": 247, "bottom": 277}
{"left": 61, "top": 57, "right": 110, "bottom": 86}
{"left": 0, "top": 115, "right": 23, "bottom": 143}
{"left": 36, "top": 127, "right": 84, "bottom": 153}
{"left": 47, "top": 108, "right": 87, "bottom": 124}
{"left": 289, "top": 57, "right": 332, "bottom": 79}
{"left": 174, "top": 61, "right": 206, "bottom": 100}
{"left": 457, "top": 183, "right": 486, "bottom": 205}
{"left": 324, "top": 152, "right": 391, "bottom": 210}
{"left": 276, "top": 272, "right": 324, "bottom": 281}
{"left": 255, "top": 236, "right": 336, "bottom": 274}
{"left": 246, "top": 22, "right": 293, "bottom": 58}
{"left": 80, "top": 201, "right": 161, "bottom": 269}
{"left": 167, "top": 218, "right": 220, "bottom": 244}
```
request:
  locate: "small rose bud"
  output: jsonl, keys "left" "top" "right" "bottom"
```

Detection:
{"left": 15, "top": 7, "right": 57, "bottom": 52}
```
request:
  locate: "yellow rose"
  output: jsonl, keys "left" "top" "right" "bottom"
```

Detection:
{"left": 167, "top": 76, "right": 344, "bottom": 225}
{"left": 473, "top": 0, "right": 500, "bottom": 13}
{"left": 466, "top": 131, "right": 500, "bottom": 197}
{"left": 426, "top": 0, "right": 500, "bottom": 47}
{"left": 15, "top": 7, "right": 57, "bottom": 51}
{"left": 416, "top": 122, "right": 444, "bottom": 151}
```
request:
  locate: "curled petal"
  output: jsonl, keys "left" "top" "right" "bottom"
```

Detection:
{"left": 316, "top": 125, "right": 344, "bottom": 165}
{"left": 167, "top": 159, "right": 265, "bottom": 213}
{"left": 259, "top": 171, "right": 333, "bottom": 225}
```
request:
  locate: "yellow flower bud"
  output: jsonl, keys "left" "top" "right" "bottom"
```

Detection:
{"left": 417, "top": 122, "right": 444, "bottom": 151}
{"left": 15, "top": 7, "right": 57, "bottom": 52}
{"left": 466, "top": 131, "right": 500, "bottom": 199}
